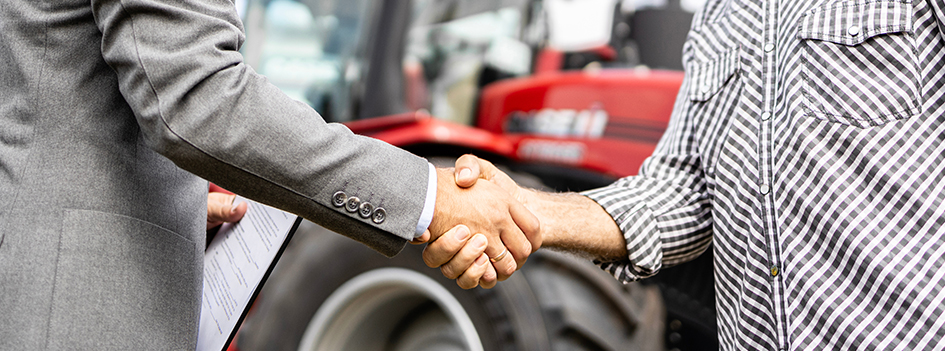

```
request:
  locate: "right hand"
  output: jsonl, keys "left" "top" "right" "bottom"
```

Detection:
{"left": 425, "top": 167, "right": 540, "bottom": 284}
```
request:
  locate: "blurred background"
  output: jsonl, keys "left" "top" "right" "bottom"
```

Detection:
{"left": 231, "top": 1, "right": 718, "bottom": 350}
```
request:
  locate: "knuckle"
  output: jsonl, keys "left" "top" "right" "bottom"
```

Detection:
{"left": 441, "top": 265, "right": 458, "bottom": 279}
{"left": 527, "top": 221, "right": 541, "bottom": 237}
{"left": 483, "top": 270, "right": 497, "bottom": 284}
{"left": 421, "top": 250, "right": 437, "bottom": 268}
{"left": 507, "top": 242, "right": 529, "bottom": 259}
{"left": 496, "top": 269, "right": 512, "bottom": 281}
{"left": 521, "top": 240, "right": 532, "bottom": 256}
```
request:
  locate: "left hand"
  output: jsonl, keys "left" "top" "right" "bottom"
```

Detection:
{"left": 207, "top": 192, "right": 248, "bottom": 230}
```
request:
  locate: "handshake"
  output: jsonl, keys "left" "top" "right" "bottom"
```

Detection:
{"left": 413, "top": 155, "right": 542, "bottom": 289}
{"left": 413, "top": 154, "right": 628, "bottom": 289}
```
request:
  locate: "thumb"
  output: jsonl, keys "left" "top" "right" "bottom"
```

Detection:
{"left": 454, "top": 154, "right": 483, "bottom": 188}
{"left": 207, "top": 193, "right": 247, "bottom": 229}
{"left": 454, "top": 154, "right": 504, "bottom": 188}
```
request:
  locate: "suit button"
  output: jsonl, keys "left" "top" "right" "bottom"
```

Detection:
{"left": 345, "top": 197, "right": 361, "bottom": 213}
{"left": 372, "top": 208, "right": 386, "bottom": 224}
{"left": 332, "top": 191, "right": 348, "bottom": 207}
{"left": 358, "top": 202, "right": 374, "bottom": 218}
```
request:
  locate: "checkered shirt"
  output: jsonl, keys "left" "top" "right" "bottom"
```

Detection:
{"left": 582, "top": 0, "right": 945, "bottom": 349}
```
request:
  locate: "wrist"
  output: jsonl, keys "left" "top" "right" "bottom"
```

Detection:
{"left": 428, "top": 167, "right": 457, "bottom": 239}
{"left": 527, "top": 191, "right": 627, "bottom": 260}
{"left": 523, "top": 189, "right": 563, "bottom": 248}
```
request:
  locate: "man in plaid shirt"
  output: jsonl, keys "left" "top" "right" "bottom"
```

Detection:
{"left": 427, "top": 0, "right": 945, "bottom": 349}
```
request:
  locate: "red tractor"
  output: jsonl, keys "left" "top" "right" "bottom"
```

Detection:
{"left": 234, "top": 0, "right": 716, "bottom": 350}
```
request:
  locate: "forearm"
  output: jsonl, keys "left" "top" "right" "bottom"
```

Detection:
{"left": 521, "top": 189, "right": 627, "bottom": 261}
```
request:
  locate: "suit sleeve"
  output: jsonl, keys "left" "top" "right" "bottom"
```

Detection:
{"left": 90, "top": 0, "right": 429, "bottom": 256}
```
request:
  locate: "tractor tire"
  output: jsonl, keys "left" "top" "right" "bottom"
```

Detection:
{"left": 236, "top": 220, "right": 664, "bottom": 351}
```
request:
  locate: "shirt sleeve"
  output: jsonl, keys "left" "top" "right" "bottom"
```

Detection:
{"left": 581, "top": 73, "right": 714, "bottom": 283}
{"left": 415, "top": 163, "right": 437, "bottom": 237}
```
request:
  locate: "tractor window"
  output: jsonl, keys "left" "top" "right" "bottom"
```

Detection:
{"left": 403, "top": 0, "right": 533, "bottom": 125}
{"left": 240, "top": 0, "right": 375, "bottom": 121}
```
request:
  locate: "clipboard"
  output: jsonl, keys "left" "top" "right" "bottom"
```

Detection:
{"left": 196, "top": 197, "right": 303, "bottom": 351}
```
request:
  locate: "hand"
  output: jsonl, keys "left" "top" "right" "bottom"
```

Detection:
{"left": 423, "top": 156, "right": 541, "bottom": 289}
{"left": 207, "top": 192, "right": 248, "bottom": 230}
{"left": 425, "top": 167, "right": 540, "bottom": 283}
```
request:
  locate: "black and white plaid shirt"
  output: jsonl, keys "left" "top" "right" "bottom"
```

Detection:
{"left": 583, "top": 0, "right": 945, "bottom": 349}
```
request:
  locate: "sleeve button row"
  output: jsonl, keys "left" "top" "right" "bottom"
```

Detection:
{"left": 332, "top": 191, "right": 386, "bottom": 224}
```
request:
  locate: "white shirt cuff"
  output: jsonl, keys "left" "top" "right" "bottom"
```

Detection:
{"left": 415, "top": 163, "right": 437, "bottom": 237}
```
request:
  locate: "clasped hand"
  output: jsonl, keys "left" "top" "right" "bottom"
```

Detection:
{"left": 418, "top": 158, "right": 538, "bottom": 289}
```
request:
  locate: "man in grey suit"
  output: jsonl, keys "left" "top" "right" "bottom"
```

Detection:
{"left": 0, "top": 0, "right": 539, "bottom": 349}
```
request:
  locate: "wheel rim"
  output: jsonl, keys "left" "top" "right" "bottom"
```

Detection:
{"left": 297, "top": 267, "right": 484, "bottom": 351}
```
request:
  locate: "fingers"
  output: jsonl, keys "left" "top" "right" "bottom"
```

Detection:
{"left": 484, "top": 234, "right": 518, "bottom": 281}
{"left": 456, "top": 253, "right": 498, "bottom": 289}
{"left": 207, "top": 192, "right": 248, "bottom": 230}
{"left": 497, "top": 221, "right": 531, "bottom": 274}
{"left": 424, "top": 230, "right": 499, "bottom": 289}
{"left": 508, "top": 197, "right": 541, "bottom": 253}
{"left": 423, "top": 225, "right": 471, "bottom": 268}
{"left": 478, "top": 261, "right": 498, "bottom": 289}
{"left": 439, "top": 234, "right": 488, "bottom": 279}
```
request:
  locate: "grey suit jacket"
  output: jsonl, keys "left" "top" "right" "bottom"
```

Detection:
{"left": 0, "top": 0, "right": 430, "bottom": 349}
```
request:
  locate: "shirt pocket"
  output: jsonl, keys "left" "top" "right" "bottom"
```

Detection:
{"left": 686, "top": 47, "right": 741, "bottom": 186}
{"left": 688, "top": 47, "right": 741, "bottom": 102}
{"left": 797, "top": 0, "right": 919, "bottom": 128}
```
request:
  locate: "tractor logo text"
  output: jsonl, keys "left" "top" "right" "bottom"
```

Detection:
{"left": 505, "top": 106, "right": 608, "bottom": 139}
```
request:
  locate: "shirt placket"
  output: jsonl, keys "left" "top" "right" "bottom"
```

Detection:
{"left": 759, "top": 0, "right": 788, "bottom": 350}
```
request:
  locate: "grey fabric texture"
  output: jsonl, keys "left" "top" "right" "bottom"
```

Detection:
{"left": 0, "top": 0, "right": 430, "bottom": 349}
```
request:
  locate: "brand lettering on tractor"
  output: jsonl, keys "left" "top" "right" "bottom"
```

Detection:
{"left": 517, "top": 140, "right": 586, "bottom": 165}
{"left": 505, "top": 106, "right": 609, "bottom": 138}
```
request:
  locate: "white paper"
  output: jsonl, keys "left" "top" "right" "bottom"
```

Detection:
{"left": 197, "top": 197, "right": 298, "bottom": 351}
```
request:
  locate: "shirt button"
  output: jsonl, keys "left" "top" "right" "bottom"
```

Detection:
{"left": 848, "top": 25, "right": 860, "bottom": 36}
{"left": 701, "top": 83, "right": 711, "bottom": 94}
{"left": 763, "top": 43, "right": 775, "bottom": 52}
{"left": 759, "top": 184, "right": 770, "bottom": 195}
{"left": 761, "top": 112, "right": 771, "bottom": 121}
{"left": 770, "top": 266, "right": 779, "bottom": 277}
